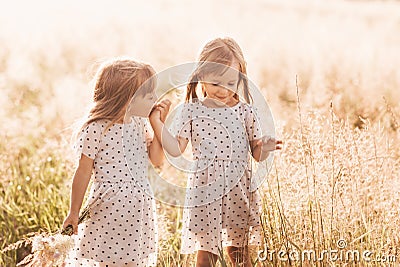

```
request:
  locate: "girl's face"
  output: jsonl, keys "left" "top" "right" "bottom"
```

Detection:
{"left": 126, "top": 91, "right": 157, "bottom": 118}
{"left": 201, "top": 62, "right": 240, "bottom": 107}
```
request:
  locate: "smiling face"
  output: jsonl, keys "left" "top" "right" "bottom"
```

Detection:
{"left": 201, "top": 62, "right": 240, "bottom": 107}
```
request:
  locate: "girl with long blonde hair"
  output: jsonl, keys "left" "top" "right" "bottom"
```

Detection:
{"left": 150, "top": 38, "right": 282, "bottom": 266}
{"left": 63, "top": 58, "right": 164, "bottom": 267}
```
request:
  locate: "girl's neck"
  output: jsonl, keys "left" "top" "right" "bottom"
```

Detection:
{"left": 202, "top": 97, "right": 239, "bottom": 108}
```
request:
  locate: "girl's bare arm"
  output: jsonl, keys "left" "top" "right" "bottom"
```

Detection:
{"left": 148, "top": 134, "right": 164, "bottom": 167}
{"left": 149, "top": 100, "right": 189, "bottom": 157}
{"left": 150, "top": 115, "right": 188, "bottom": 157}
{"left": 63, "top": 154, "right": 93, "bottom": 234}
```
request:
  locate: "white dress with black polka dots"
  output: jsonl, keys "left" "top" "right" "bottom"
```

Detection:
{"left": 67, "top": 118, "right": 158, "bottom": 266}
{"left": 176, "top": 100, "right": 263, "bottom": 255}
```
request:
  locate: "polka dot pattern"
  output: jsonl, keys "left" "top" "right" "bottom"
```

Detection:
{"left": 176, "top": 100, "right": 263, "bottom": 255}
{"left": 67, "top": 118, "right": 158, "bottom": 266}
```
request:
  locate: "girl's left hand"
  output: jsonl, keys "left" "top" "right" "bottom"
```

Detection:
{"left": 256, "top": 136, "right": 283, "bottom": 152}
{"left": 62, "top": 213, "right": 79, "bottom": 235}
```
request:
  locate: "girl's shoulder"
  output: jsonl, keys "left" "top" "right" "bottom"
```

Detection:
{"left": 80, "top": 119, "right": 123, "bottom": 138}
{"left": 239, "top": 101, "right": 254, "bottom": 109}
{"left": 235, "top": 101, "right": 257, "bottom": 114}
{"left": 74, "top": 121, "right": 104, "bottom": 160}
{"left": 185, "top": 99, "right": 201, "bottom": 107}
{"left": 137, "top": 117, "right": 149, "bottom": 129}
{"left": 236, "top": 102, "right": 260, "bottom": 124}
{"left": 178, "top": 100, "right": 200, "bottom": 113}
{"left": 80, "top": 120, "right": 104, "bottom": 134}
{"left": 240, "top": 102, "right": 258, "bottom": 112}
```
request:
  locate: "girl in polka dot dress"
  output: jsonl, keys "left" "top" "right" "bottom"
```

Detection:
{"left": 63, "top": 59, "right": 165, "bottom": 267}
{"left": 150, "top": 38, "right": 282, "bottom": 266}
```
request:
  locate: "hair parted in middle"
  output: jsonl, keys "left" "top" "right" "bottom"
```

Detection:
{"left": 185, "top": 37, "right": 252, "bottom": 104}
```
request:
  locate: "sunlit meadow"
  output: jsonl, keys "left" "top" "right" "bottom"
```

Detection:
{"left": 1, "top": 0, "right": 400, "bottom": 266}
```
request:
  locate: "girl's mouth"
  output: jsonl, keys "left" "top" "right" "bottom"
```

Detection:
{"left": 214, "top": 95, "right": 229, "bottom": 101}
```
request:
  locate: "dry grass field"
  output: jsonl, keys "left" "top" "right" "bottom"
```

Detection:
{"left": 1, "top": 0, "right": 400, "bottom": 266}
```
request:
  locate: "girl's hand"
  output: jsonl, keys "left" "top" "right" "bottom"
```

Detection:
{"left": 155, "top": 99, "right": 171, "bottom": 122}
{"left": 150, "top": 99, "right": 171, "bottom": 123}
{"left": 149, "top": 107, "right": 161, "bottom": 126}
{"left": 62, "top": 212, "right": 79, "bottom": 235}
{"left": 256, "top": 136, "right": 283, "bottom": 152}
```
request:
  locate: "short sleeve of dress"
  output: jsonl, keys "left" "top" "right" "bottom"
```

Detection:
{"left": 75, "top": 122, "right": 102, "bottom": 159}
{"left": 174, "top": 103, "right": 192, "bottom": 140}
{"left": 143, "top": 118, "right": 154, "bottom": 147}
{"left": 245, "top": 104, "right": 263, "bottom": 141}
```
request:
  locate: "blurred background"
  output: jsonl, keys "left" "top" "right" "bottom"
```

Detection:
{"left": 1, "top": 0, "right": 399, "bottom": 137}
